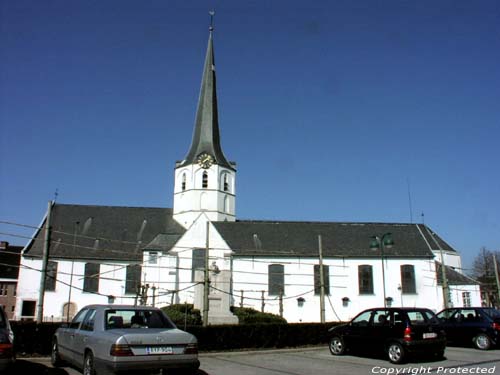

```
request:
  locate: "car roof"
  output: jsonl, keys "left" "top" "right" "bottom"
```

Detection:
{"left": 82, "top": 304, "right": 161, "bottom": 310}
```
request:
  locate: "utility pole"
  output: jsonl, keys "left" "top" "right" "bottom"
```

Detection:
{"left": 493, "top": 253, "right": 500, "bottom": 306}
{"left": 261, "top": 290, "right": 265, "bottom": 312}
{"left": 439, "top": 247, "right": 450, "bottom": 309}
{"left": 37, "top": 200, "right": 53, "bottom": 323}
{"left": 318, "top": 235, "right": 326, "bottom": 323}
{"left": 151, "top": 285, "right": 156, "bottom": 307}
{"left": 279, "top": 289, "right": 283, "bottom": 318}
{"left": 240, "top": 290, "right": 244, "bottom": 308}
{"left": 203, "top": 221, "right": 210, "bottom": 326}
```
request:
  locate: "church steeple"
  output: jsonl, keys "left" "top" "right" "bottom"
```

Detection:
{"left": 173, "top": 15, "right": 237, "bottom": 229}
{"left": 177, "top": 22, "right": 234, "bottom": 171}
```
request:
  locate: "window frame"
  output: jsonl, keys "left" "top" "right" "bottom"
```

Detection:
{"left": 268, "top": 264, "right": 285, "bottom": 296}
{"left": 358, "top": 265, "right": 374, "bottom": 295}
{"left": 83, "top": 263, "right": 100, "bottom": 293}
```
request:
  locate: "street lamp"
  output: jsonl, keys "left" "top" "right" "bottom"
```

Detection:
{"left": 370, "top": 233, "right": 394, "bottom": 308}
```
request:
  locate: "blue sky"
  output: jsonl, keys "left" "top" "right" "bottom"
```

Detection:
{"left": 1, "top": 0, "right": 499, "bottom": 272}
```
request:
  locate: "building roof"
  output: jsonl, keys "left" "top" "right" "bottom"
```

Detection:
{"left": 436, "top": 262, "right": 480, "bottom": 286}
{"left": 212, "top": 221, "right": 456, "bottom": 258}
{"left": 23, "top": 203, "right": 185, "bottom": 262}
{"left": 0, "top": 242, "right": 22, "bottom": 280}
{"left": 176, "top": 29, "right": 235, "bottom": 171}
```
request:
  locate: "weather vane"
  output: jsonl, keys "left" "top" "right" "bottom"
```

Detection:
{"left": 209, "top": 10, "right": 215, "bottom": 32}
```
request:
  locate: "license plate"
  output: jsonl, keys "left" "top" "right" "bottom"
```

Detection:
{"left": 146, "top": 346, "right": 173, "bottom": 355}
{"left": 423, "top": 332, "right": 437, "bottom": 339}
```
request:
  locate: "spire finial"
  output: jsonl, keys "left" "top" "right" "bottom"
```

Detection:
{"left": 209, "top": 10, "right": 215, "bottom": 32}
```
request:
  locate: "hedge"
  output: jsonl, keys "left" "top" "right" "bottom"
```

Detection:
{"left": 10, "top": 321, "right": 342, "bottom": 355}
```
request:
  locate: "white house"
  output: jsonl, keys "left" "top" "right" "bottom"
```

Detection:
{"left": 15, "top": 25, "right": 480, "bottom": 323}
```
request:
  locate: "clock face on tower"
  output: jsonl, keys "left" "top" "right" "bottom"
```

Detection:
{"left": 197, "top": 152, "right": 214, "bottom": 169}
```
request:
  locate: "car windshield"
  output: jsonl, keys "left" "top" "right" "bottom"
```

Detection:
{"left": 105, "top": 309, "right": 174, "bottom": 330}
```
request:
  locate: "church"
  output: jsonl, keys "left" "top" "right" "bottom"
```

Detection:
{"left": 15, "top": 25, "right": 480, "bottom": 324}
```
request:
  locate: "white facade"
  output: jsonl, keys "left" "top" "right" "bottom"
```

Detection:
{"left": 15, "top": 257, "right": 136, "bottom": 321}
{"left": 173, "top": 164, "right": 236, "bottom": 229}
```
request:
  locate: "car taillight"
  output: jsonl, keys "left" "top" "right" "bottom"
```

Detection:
{"left": 492, "top": 322, "right": 500, "bottom": 331}
{"left": 0, "top": 343, "right": 14, "bottom": 356}
{"left": 404, "top": 326, "right": 412, "bottom": 342}
{"left": 110, "top": 344, "right": 134, "bottom": 356}
{"left": 184, "top": 343, "right": 198, "bottom": 354}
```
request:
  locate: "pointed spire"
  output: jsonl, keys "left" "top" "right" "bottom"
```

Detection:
{"left": 177, "top": 12, "right": 234, "bottom": 170}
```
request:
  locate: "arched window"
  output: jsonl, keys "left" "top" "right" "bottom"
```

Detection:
{"left": 400, "top": 264, "right": 416, "bottom": 294}
{"left": 181, "top": 173, "right": 186, "bottom": 191}
{"left": 202, "top": 172, "right": 208, "bottom": 188}
{"left": 223, "top": 174, "right": 229, "bottom": 192}
{"left": 358, "top": 265, "right": 374, "bottom": 294}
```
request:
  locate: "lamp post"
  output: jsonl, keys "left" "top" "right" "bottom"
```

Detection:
{"left": 370, "top": 233, "right": 394, "bottom": 308}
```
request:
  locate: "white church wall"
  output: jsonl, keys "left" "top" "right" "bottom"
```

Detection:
{"left": 232, "top": 256, "right": 443, "bottom": 323}
{"left": 16, "top": 257, "right": 136, "bottom": 321}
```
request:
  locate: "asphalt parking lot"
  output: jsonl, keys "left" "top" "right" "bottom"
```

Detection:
{"left": 8, "top": 345, "right": 500, "bottom": 375}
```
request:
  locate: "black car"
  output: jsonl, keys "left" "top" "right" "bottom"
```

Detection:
{"left": 329, "top": 307, "right": 446, "bottom": 364}
{"left": 436, "top": 307, "right": 500, "bottom": 350}
{"left": 0, "top": 305, "right": 15, "bottom": 372}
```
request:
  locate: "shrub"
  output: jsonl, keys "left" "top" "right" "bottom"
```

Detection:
{"left": 161, "top": 304, "right": 202, "bottom": 326}
{"left": 230, "top": 307, "right": 287, "bottom": 324}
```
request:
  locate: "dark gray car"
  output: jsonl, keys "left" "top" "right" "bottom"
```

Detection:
{"left": 51, "top": 304, "right": 200, "bottom": 375}
{"left": 0, "top": 305, "right": 15, "bottom": 372}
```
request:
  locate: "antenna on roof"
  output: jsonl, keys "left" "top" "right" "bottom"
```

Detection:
{"left": 421, "top": 212, "right": 425, "bottom": 225}
{"left": 209, "top": 10, "right": 215, "bottom": 32}
{"left": 53, "top": 188, "right": 59, "bottom": 203}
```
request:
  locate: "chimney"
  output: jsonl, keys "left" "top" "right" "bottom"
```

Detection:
{"left": 0, "top": 241, "right": 9, "bottom": 250}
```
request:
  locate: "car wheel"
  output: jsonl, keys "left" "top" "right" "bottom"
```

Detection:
{"left": 387, "top": 342, "right": 406, "bottom": 364}
{"left": 51, "top": 339, "right": 64, "bottom": 367}
{"left": 473, "top": 333, "right": 491, "bottom": 350}
{"left": 329, "top": 336, "right": 346, "bottom": 355}
{"left": 83, "top": 351, "right": 96, "bottom": 375}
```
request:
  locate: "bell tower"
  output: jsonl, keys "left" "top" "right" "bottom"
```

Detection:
{"left": 173, "top": 21, "right": 236, "bottom": 228}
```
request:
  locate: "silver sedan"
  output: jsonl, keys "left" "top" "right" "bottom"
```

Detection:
{"left": 51, "top": 304, "right": 200, "bottom": 375}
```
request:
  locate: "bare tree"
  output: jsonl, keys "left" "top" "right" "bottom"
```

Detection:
{"left": 471, "top": 247, "right": 500, "bottom": 307}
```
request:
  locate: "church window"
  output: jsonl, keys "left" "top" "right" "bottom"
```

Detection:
{"left": 202, "top": 172, "right": 208, "bottom": 188}
{"left": 268, "top": 264, "right": 284, "bottom": 296}
{"left": 223, "top": 174, "right": 229, "bottom": 192}
{"left": 148, "top": 251, "right": 159, "bottom": 265}
{"left": 125, "top": 264, "right": 142, "bottom": 295}
{"left": 83, "top": 263, "right": 100, "bottom": 293}
{"left": 462, "top": 292, "right": 471, "bottom": 307}
{"left": 45, "top": 261, "right": 58, "bottom": 292}
{"left": 400, "top": 265, "right": 416, "bottom": 294}
{"left": 182, "top": 173, "right": 186, "bottom": 191}
{"left": 314, "top": 264, "right": 330, "bottom": 295}
{"left": 192, "top": 249, "right": 206, "bottom": 282}
{"left": 358, "top": 265, "right": 373, "bottom": 294}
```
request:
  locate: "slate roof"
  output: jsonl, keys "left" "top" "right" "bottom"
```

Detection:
{"left": 212, "top": 221, "right": 456, "bottom": 258}
{"left": 23, "top": 204, "right": 186, "bottom": 262}
{"left": 176, "top": 30, "right": 235, "bottom": 171}
{"left": 436, "top": 263, "right": 480, "bottom": 286}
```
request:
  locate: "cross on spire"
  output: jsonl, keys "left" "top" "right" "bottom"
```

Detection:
{"left": 209, "top": 10, "right": 215, "bottom": 32}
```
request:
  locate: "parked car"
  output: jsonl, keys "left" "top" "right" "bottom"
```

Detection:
{"left": 51, "top": 304, "right": 200, "bottom": 375}
{"left": 328, "top": 307, "right": 446, "bottom": 364}
{"left": 436, "top": 307, "right": 500, "bottom": 350}
{"left": 0, "top": 305, "right": 15, "bottom": 372}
